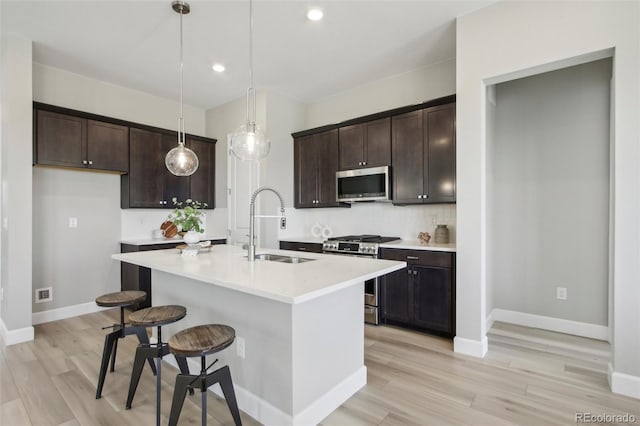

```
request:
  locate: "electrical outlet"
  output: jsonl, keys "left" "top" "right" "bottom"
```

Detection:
{"left": 236, "top": 336, "right": 246, "bottom": 359}
{"left": 556, "top": 287, "right": 567, "bottom": 300}
{"left": 68, "top": 217, "right": 78, "bottom": 228}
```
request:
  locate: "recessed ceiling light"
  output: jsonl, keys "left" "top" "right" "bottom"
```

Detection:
{"left": 212, "top": 63, "right": 225, "bottom": 73}
{"left": 307, "top": 8, "right": 323, "bottom": 21}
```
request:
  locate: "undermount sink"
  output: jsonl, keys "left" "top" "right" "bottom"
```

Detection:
{"left": 253, "top": 253, "right": 315, "bottom": 264}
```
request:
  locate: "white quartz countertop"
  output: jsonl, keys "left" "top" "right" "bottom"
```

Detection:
{"left": 112, "top": 244, "right": 405, "bottom": 304}
{"left": 379, "top": 240, "right": 456, "bottom": 252}
{"left": 280, "top": 237, "right": 456, "bottom": 252}
{"left": 279, "top": 236, "right": 326, "bottom": 244}
{"left": 120, "top": 235, "right": 227, "bottom": 246}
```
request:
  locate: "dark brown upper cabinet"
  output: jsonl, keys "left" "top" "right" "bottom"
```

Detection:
{"left": 187, "top": 137, "right": 216, "bottom": 208}
{"left": 36, "top": 109, "right": 128, "bottom": 173}
{"left": 392, "top": 102, "right": 456, "bottom": 205}
{"left": 121, "top": 128, "right": 189, "bottom": 208}
{"left": 294, "top": 129, "right": 346, "bottom": 208}
{"left": 338, "top": 117, "right": 391, "bottom": 170}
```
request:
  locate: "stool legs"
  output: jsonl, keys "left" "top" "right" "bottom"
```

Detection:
{"left": 126, "top": 326, "right": 193, "bottom": 412}
{"left": 96, "top": 308, "right": 157, "bottom": 400}
{"left": 168, "top": 359, "right": 242, "bottom": 426}
{"left": 96, "top": 331, "right": 119, "bottom": 399}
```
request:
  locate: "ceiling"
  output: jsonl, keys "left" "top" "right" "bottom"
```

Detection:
{"left": 2, "top": 1, "right": 493, "bottom": 110}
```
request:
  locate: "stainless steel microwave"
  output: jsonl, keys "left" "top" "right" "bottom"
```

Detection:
{"left": 336, "top": 166, "right": 391, "bottom": 202}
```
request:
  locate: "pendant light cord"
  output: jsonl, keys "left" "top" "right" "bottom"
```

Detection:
{"left": 246, "top": 0, "right": 256, "bottom": 128}
{"left": 178, "top": 7, "right": 185, "bottom": 146}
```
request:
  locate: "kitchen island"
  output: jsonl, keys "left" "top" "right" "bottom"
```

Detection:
{"left": 112, "top": 244, "right": 405, "bottom": 425}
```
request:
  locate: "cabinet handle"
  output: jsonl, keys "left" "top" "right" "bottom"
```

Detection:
{"left": 82, "top": 160, "right": 88, "bottom": 165}
{"left": 417, "top": 195, "right": 422, "bottom": 199}
{"left": 298, "top": 247, "right": 307, "bottom": 251}
{"left": 88, "top": 160, "right": 93, "bottom": 165}
{"left": 407, "top": 256, "right": 419, "bottom": 260}
{"left": 423, "top": 194, "right": 428, "bottom": 199}
{"left": 407, "top": 269, "right": 412, "bottom": 275}
{"left": 413, "top": 270, "right": 418, "bottom": 275}
{"left": 160, "top": 201, "right": 165, "bottom": 205}
{"left": 363, "top": 161, "right": 367, "bottom": 166}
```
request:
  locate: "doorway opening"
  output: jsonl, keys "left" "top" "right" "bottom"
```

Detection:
{"left": 485, "top": 58, "right": 613, "bottom": 358}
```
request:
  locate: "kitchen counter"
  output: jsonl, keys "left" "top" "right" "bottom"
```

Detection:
{"left": 113, "top": 244, "right": 403, "bottom": 304}
{"left": 278, "top": 236, "right": 326, "bottom": 245}
{"left": 120, "top": 235, "right": 226, "bottom": 246}
{"left": 112, "top": 244, "right": 405, "bottom": 425}
{"left": 280, "top": 237, "right": 456, "bottom": 252}
{"left": 380, "top": 239, "right": 456, "bottom": 252}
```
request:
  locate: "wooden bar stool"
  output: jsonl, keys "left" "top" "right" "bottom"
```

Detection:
{"left": 167, "top": 324, "right": 241, "bottom": 426}
{"left": 125, "top": 305, "right": 191, "bottom": 426}
{"left": 95, "top": 290, "right": 156, "bottom": 399}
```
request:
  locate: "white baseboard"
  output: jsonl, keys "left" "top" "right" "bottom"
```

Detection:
{"left": 165, "top": 357, "right": 366, "bottom": 425}
{"left": 293, "top": 366, "right": 366, "bottom": 425}
{"left": 487, "top": 308, "right": 609, "bottom": 341}
{"left": 610, "top": 368, "right": 640, "bottom": 399}
{"left": 0, "top": 317, "right": 34, "bottom": 346}
{"left": 454, "top": 335, "right": 488, "bottom": 358}
{"left": 32, "top": 301, "right": 109, "bottom": 325}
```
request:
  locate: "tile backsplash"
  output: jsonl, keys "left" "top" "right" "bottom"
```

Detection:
{"left": 120, "top": 208, "right": 228, "bottom": 240}
{"left": 278, "top": 202, "right": 456, "bottom": 242}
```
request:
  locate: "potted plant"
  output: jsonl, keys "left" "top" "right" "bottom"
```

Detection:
{"left": 166, "top": 198, "right": 207, "bottom": 243}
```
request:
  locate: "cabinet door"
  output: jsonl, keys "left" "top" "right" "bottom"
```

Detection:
{"left": 294, "top": 135, "right": 319, "bottom": 208}
{"left": 86, "top": 120, "right": 129, "bottom": 172}
{"left": 188, "top": 138, "right": 215, "bottom": 208}
{"left": 412, "top": 265, "right": 453, "bottom": 335}
{"left": 425, "top": 103, "right": 456, "bottom": 203}
{"left": 128, "top": 128, "right": 165, "bottom": 208}
{"left": 338, "top": 124, "right": 364, "bottom": 170}
{"left": 316, "top": 129, "right": 340, "bottom": 206}
{"left": 364, "top": 117, "right": 391, "bottom": 168}
{"left": 380, "top": 268, "right": 412, "bottom": 324}
{"left": 392, "top": 110, "right": 424, "bottom": 204}
{"left": 36, "top": 110, "right": 86, "bottom": 167}
{"left": 161, "top": 134, "right": 190, "bottom": 205}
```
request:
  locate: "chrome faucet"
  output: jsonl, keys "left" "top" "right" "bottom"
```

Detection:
{"left": 248, "top": 187, "right": 286, "bottom": 261}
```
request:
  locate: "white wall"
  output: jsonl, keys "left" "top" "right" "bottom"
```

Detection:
{"left": 456, "top": 1, "right": 640, "bottom": 398}
{"left": 31, "top": 64, "right": 216, "bottom": 315}
{"left": 489, "top": 59, "right": 611, "bottom": 326}
{"left": 262, "top": 92, "right": 306, "bottom": 248}
{"left": 32, "top": 168, "right": 121, "bottom": 312}
{"left": 306, "top": 59, "right": 456, "bottom": 128}
{"left": 1, "top": 34, "right": 34, "bottom": 340}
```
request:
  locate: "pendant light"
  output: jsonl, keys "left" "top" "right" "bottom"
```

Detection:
{"left": 165, "top": 0, "right": 199, "bottom": 176}
{"left": 230, "top": 0, "right": 270, "bottom": 161}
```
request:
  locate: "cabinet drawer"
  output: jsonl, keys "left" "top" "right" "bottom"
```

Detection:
{"left": 279, "top": 241, "right": 323, "bottom": 254}
{"left": 380, "top": 248, "right": 452, "bottom": 268}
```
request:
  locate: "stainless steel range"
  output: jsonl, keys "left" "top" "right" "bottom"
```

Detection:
{"left": 322, "top": 235, "right": 400, "bottom": 325}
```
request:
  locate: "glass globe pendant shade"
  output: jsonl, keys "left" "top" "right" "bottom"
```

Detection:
{"left": 230, "top": 122, "right": 270, "bottom": 161}
{"left": 165, "top": 144, "right": 199, "bottom": 176}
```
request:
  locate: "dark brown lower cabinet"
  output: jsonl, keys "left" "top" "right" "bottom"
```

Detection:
{"left": 380, "top": 248, "right": 455, "bottom": 337}
{"left": 121, "top": 239, "right": 226, "bottom": 308}
{"left": 279, "top": 241, "right": 323, "bottom": 254}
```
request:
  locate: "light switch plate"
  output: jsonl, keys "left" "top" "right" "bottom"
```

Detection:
{"left": 69, "top": 217, "right": 78, "bottom": 228}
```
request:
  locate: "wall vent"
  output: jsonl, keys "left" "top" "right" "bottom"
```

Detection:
{"left": 35, "top": 287, "right": 53, "bottom": 303}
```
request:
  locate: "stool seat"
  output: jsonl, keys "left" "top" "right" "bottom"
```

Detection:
{"left": 167, "top": 324, "right": 241, "bottom": 426}
{"left": 95, "top": 290, "right": 146, "bottom": 307}
{"left": 129, "top": 305, "right": 187, "bottom": 327}
{"left": 169, "top": 324, "right": 235, "bottom": 357}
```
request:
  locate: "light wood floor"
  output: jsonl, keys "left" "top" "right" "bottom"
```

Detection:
{"left": 2, "top": 310, "right": 639, "bottom": 425}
